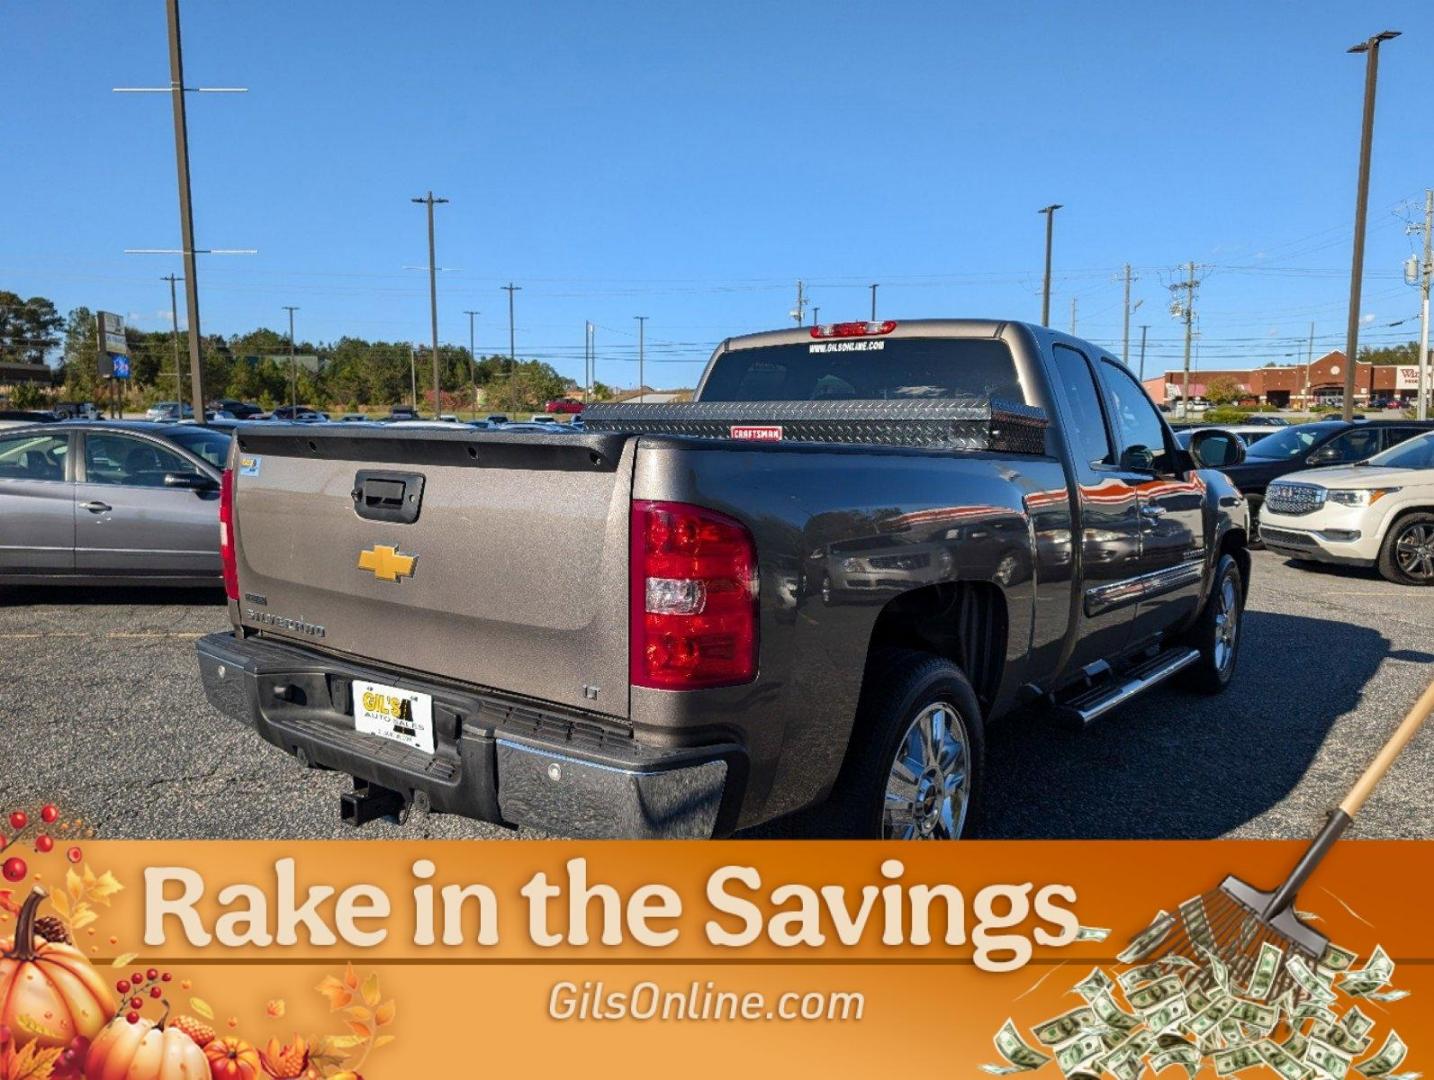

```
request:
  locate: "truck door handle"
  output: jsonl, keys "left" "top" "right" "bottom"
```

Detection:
{"left": 81, "top": 500, "right": 111, "bottom": 513}
{"left": 1139, "top": 505, "right": 1167, "bottom": 519}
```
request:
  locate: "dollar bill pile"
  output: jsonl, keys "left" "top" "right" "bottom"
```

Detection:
{"left": 983, "top": 906, "right": 1416, "bottom": 1080}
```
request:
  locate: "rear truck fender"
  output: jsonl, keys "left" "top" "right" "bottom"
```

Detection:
{"left": 627, "top": 439, "right": 1037, "bottom": 829}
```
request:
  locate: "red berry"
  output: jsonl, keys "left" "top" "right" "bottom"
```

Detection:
{"left": 66, "top": 846, "right": 82, "bottom": 864}
{"left": 161, "top": 972, "right": 172, "bottom": 982}
{"left": 150, "top": 986, "right": 162, "bottom": 999}
{"left": 1, "top": 857, "right": 26, "bottom": 883}
{"left": 126, "top": 1011, "right": 139, "bottom": 1024}
{"left": 35, "top": 835, "right": 53, "bottom": 853}
{"left": 40, "top": 805, "right": 59, "bottom": 824}
{"left": 116, "top": 980, "right": 130, "bottom": 994}
{"left": 129, "top": 997, "right": 143, "bottom": 1010}
{"left": 8, "top": 811, "right": 26, "bottom": 831}
{"left": 131, "top": 972, "right": 143, "bottom": 985}
{"left": 146, "top": 967, "right": 159, "bottom": 981}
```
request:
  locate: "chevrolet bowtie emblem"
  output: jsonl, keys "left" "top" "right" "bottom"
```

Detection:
{"left": 357, "top": 544, "right": 417, "bottom": 583}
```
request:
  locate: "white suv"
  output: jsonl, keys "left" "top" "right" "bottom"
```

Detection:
{"left": 1260, "top": 431, "right": 1434, "bottom": 585}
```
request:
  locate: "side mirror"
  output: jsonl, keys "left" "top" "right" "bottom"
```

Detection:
{"left": 1188, "top": 429, "right": 1245, "bottom": 469}
{"left": 1308, "top": 446, "right": 1341, "bottom": 465}
{"left": 164, "top": 471, "right": 216, "bottom": 491}
{"left": 1119, "top": 445, "right": 1156, "bottom": 472}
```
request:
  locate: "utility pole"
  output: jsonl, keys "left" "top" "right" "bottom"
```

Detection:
{"left": 1070, "top": 297, "right": 1078, "bottom": 334}
{"left": 791, "top": 280, "right": 807, "bottom": 326}
{"left": 869, "top": 283, "right": 879, "bottom": 321}
{"left": 411, "top": 191, "right": 448, "bottom": 417}
{"left": 1342, "top": 30, "right": 1400, "bottom": 421}
{"left": 167, "top": 0, "right": 204, "bottom": 423}
{"left": 1170, "top": 262, "right": 1201, "bottom": 419}
{"left": 283, "top": 305, "right": 299, "bottom": 413}
{"left": 501, "top": 283, "right": 521, "bottom": 375}
{"left": 1406, "top": 189, "right": 1433, "bottom": 420}
{"left": 1121, "top": 264, "right": 1136, "bottom": 364}
{"left": 1038, "top": 204, "right": 1062, "bottom": 325}
{"left": 1305, "top": 322, "right": 1316, "bottom": 410}
{"left": 464, "top": 309, "right": 480, "bottom": 419}
{"left": 1138, "top": 325, "right": 1149, "bottom": 381}
{"left": 811, "top": 306, "right": 820, "bottom": 327}
{"left": 635, "top": 316, "right": 648, "bottom": 402}
{"left": 162, "top": 274, "right": 183, "bottom": 408}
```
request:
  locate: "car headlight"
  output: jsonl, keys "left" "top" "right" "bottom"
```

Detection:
{"left": 841, "top": 558, "right": 863, "bottom": 572}
{"left": 1327, "top": 488, "right": 1399, "bottom": 507}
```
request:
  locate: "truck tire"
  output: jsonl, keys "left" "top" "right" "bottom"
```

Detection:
{"left": 1377, "top": 512, "right": 1434, "bottom": 586}
{"left": 1180, "top": 553, "right": 1243, "bottom": 694}
{"left": 825, "top": 650, "right": 985, "bottom": 840}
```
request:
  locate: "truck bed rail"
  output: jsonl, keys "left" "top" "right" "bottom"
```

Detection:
{"left": 582, "top": 397, "right": 1048, "bottom": 454}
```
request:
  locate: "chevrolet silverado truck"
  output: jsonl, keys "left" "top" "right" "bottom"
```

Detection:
{"left": 196, "top": 319, "right": 1251, "bottom": 840}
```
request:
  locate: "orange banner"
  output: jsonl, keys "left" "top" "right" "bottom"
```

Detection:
{"left": 0, "top": 840, "right": 1427, "bottom": 1078}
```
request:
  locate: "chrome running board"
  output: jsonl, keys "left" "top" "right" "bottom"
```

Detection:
{"left": 1055, "top": 646, "right": 1200, "bottom": 729}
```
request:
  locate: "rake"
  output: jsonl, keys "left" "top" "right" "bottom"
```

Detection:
{"left": 1138, "top": 676, "right": 1434, "bottom": 1003}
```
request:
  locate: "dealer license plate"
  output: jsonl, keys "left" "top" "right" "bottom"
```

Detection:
{"left": 351, "top": 680, "right": 435, "bottom": 754}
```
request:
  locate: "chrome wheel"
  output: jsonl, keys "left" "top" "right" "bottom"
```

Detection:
{"left": 1394, "top": 524, "right": 1434, "bottom": 580}
{"left": 883, "top": 702, "right": 970, "bottom": 840}
{"left": 1212, "top": 573, "right": 1240, "bottom": 674}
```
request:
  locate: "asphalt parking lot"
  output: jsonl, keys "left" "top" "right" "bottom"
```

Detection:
{"left": 1, "top": 549, "right": 1430, "bottom": 841}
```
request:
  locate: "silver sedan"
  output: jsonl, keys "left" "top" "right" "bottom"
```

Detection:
{"left": 0, "top": 421, "right": 231, "bottom": 587}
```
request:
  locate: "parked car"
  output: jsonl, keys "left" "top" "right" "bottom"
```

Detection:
{"left": 0, "top": 410, "right": 59, "bottom": 430}
{"left": 144, "top": 401, "right": 194, "bottom": 421}
{"left": 271, "top": 405, "right": 324, "bottom": 421}
{"left": 1214, "top": 419, "right": 1434, "bottom": 546}
{"left": 197, "top": 318, "right": 1250, "bottom": 840}
{"left": 208, "top": 399, "right": 264, "bottom": 419}
{"left": 385, "top": 406, "right": 420, "bottom": 422}
{"left": 336, "top": 413, "right": 370, "bottom": 423}
{"left": 1239, "top": 416, "right": 1288, "bottom": 427}
{"left": 484, "top": 414, "right": 509, "bottom": 425}
{"left": 51, "top": 402, "right": 101, "bottom": 421}
{"left": 526, "top": 414, "right": 559, "bottom": 424}
{"left": 1259, "top": 431, "right": 1434, "bottom": 585}
{"left": 544, "top": 399, "right": 584, "bottom": 414}
{"left": 0, "top": 420, "right": 232, "bottom": 587}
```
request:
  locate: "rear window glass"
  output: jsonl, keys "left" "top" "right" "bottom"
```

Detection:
{"left": 699, "top": 338, "right": 1024, "bottom": 403}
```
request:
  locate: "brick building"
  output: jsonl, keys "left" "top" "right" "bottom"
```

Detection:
{"left": 1141, "top": 351, "right": 1425, "bottom": 408}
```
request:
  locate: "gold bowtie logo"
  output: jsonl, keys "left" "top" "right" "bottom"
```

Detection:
{"left": 357, "top": 544, "right": 416, "bottom": 583}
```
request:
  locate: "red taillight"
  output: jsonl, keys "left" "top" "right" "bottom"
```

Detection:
{"left": 809, "top": 320, "right": 897, "bottom": 339}
{"left": 630, "top": 500, "right": 758, "bottom": 690}
{"left": 218, "top": 468, "right": 239, "bottom": 601}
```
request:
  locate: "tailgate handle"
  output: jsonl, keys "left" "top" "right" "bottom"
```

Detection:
{"left": 352, "top": 470, "right": 425, "bottom": 524}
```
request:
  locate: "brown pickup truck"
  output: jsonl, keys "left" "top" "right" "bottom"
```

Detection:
{"left": 196, "top": 319, "right": 1251, "bottom": 839}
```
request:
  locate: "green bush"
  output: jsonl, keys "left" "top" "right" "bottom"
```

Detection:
{"left": 1202, "top": 406, "right": 1253, "bottom": 424}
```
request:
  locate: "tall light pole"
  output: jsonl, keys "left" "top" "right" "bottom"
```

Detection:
{"left": 464, "top": 309, "right": 480, "bottom": 419}
{"left": 635, "top": 316, "right": 648, "bottom": 402}
{"left": 1137, "top": 324, "right": 1149, "bottom": 382}
{"left": 1039, "top": 204, "right": 1062, "bottom": 326}
{"left": 868, "top": 283, "right": 879, "bottom": 321}
{"left": 162, "top": 274, "right": 183, "bottom": 408}
{"left": 411, "top": 192, "right": 448, "bottom": 417}
{"left": 1341, "top": 30, "right": 1400, "bottom": 421}
{"left": 1407, "top": 190, "right": 1432, "bottom": 420}
{"left": 501, "top": 283, "right": 521, "bottom": 375}
{"left": 283, "top": 306, "right": 299, "bottom": 414}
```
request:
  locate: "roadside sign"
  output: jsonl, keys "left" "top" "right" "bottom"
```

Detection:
{"left": 96, "top": 311, "right": 130, "bottom": 379}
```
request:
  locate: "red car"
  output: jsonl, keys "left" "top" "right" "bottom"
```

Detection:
{"left": 544, "top": 399, "right": 584, "bottom": 414}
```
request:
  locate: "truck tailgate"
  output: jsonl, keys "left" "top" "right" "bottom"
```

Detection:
{"left": 229, "top": 427, "right": 635, "bottom": 720}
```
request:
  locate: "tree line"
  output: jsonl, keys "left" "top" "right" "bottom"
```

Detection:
{"left": 1, "top": 290, "right": 606, "bottom": 413}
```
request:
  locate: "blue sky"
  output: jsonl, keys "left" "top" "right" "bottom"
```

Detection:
{"left": 3, "top": 0, "right": 1432, "bottom": 389}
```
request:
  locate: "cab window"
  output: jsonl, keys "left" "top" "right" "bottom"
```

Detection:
{"left": 1049, "top": 345, "right": 1114, "bottom": 470}
{"left": 83, "top": 433, "right": 199, "bottom": 487}
{"left": 0, "top": 433, "right": 68, "bottom": 482}
{"left": 1100, "top": 360, "right": 1172, "bottom": 473}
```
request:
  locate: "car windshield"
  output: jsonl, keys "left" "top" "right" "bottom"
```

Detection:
{"left": 699, "top": 337, "right": 1025, "bottom": 403}
{"left": 165, "top": 426, "right": 232, "bottom": 468}
{"left": 1366, "top": 431, "right": 1434, "bottom": 470}
{"left": 1243, "top": 422, "right": 1344, "bottom": 461}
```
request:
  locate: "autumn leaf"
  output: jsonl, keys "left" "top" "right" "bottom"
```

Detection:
{"left": 342, "top": 962, "right": 359, "bottom": 990}
{"left": 65, "top": 869, "right": 83, "bottom": 904}
{"left": 360, "top": 972, "right": 381, "bottom": 1008}
{"left": 373, "top": 1034, "right": 396, "bottom": 1049}
{"left": 87, "top": 869, "right": 123, "bottom": 905}
{"left": 373, "top": 999, "right": 395, "bottom": 1027}
{"left": 0, "top": 890, "right": 19, "bottom": 917}
{"left": 71, "top": 908, "right": 98, "bottom": 931}
{"left": 190, "top": 997, "right": 215, "bottom": 1020}
{"left": 344, "top": 1020, "right": 371, "bottom": 1040}
{"left": 3, "top": 1041, "right": 64, "bottom": 1080}
{"left": 315, "top": 975, "right": 353, "bottom": 1011}
{"left": 318, "top": 1035, "right": 365, "bottom": 1054}
{"left": 342, "top": 1006, "right": 371, "bottom": 1025}
{"left": 110, "top": 952, "right": 138, "bottom": 968}
{"left": 266, "top": 999, "right": 286, "bottom": 1019}
{"left": 46, "top": 891, "right": 69, "bottom": 920}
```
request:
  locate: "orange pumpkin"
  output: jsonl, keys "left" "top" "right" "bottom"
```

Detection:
{"left": 0, "top": 887, "right": 115, "bottom": 1050}
{"left": 85, "top": 1015, "right": 209, "bottom": 1080}
{"left": 204, "top": 1036, "right": 261, "bottom": 1080}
